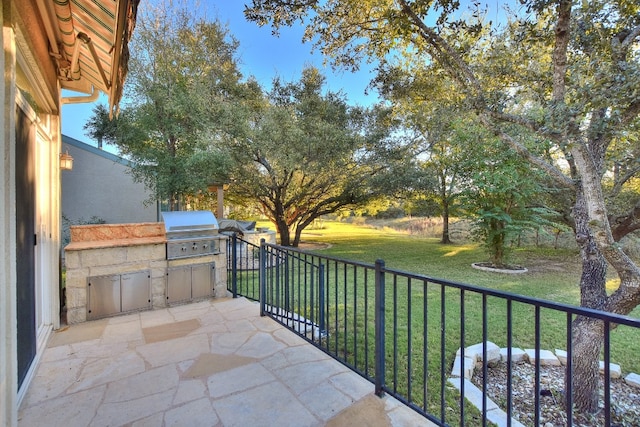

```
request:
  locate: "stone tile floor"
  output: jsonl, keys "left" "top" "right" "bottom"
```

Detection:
{"left": 18, "top": 297, "right": 434, "bottom": 426}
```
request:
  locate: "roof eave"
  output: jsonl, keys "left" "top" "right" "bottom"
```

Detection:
{"left": 109, "top": 0, "right": 140, "bottom": 117}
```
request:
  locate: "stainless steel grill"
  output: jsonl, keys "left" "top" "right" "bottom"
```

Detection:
{"left": 161, "top": 211, "right": 220, "bottom": 259}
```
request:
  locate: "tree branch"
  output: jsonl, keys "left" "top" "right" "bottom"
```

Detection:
{"left": 485, "top": 110, "right": 544, "bottom": 134}
{"left": 479, "top": 113, "right": 574, "bottom": 189}
{"left": 620, "top": 99, "right": 640, "bottom": 128}
{"left": 619, "top": 23, "right": 640, "bottom": 52}
{"left": 551, "top": 0, "right": 572, "bottom": 103}
{"left": 397, "top": 0, "right": 483, "bottom": 98}
{"left": 610, "top": 201, "right": 640, "bottom": 241}
{"left": 610, "top": 164, "right": 640, "bottom": 197}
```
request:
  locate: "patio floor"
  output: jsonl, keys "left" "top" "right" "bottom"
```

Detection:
{"left": 18, "top": 297, "right": 434, "bottom": 426}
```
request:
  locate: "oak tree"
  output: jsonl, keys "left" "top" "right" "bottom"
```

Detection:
{"left": 227, "top": 67, "right": 400, "bottom": 246}
{"left": 86, "top": 0, "right": 241, "bottom": 210}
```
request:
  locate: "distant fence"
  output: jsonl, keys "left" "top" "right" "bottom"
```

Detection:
{"left": 227, "top": 235, "right": 640, "bottom": 426}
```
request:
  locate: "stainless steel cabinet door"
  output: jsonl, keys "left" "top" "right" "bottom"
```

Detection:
{"left": 192, "top": 263, "right": 215, "bottom": 299}
{"left": 121, "top": 271, "right": 151, "bottom": 312}
{"left": 87, "top": 275, "right": 120, "bottom": 320}
{"left": 167, "top": 266, "right": 191, "bottom": 303}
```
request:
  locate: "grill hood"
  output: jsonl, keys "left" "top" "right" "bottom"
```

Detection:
{"left": 161, "top": 211, "right": 219, "bottom": 239}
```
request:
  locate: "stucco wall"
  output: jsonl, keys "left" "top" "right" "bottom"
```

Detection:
{"left": 61, "top": 135, "right": 158, "bottom": 225}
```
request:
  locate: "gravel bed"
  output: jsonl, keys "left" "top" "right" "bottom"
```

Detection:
{"left": 471, "top": 362, "right": 640, "bottom": 426}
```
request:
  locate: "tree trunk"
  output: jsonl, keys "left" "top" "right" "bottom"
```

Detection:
{"left": 440, "top": 202, "right": 451, "bottom": 244}
{"left": 169, "top": 194, "right": 179, "bottom": 211}
{"left": 568, "top": 191, "right": 608, "bottom": 413}
{"left": 489, "top": 219, "right": 506, "bottom": 267}
{"left": 569, "top": 240, "right": 607, "bottom": 414}
{"left": 569, "top": 313, "right": 605, "bottom": 414}
{"left": 292, "top": 226, "right": 303, "bottom": 247}
{"left": 276, "top": 219, "right": 291, "bottom": 246}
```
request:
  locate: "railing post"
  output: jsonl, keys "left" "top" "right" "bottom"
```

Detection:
{"left": 231, "top": 233, "right": 238, "bottom": 298}
{"left": 259, "top": 238, "right": 266, "bottom": 317}
{"left": 319, "top": 263, "right": 326, "bottom": 336}
{"left": 284, "top": 255, "right": 290, "bottom": 313}
{"left": 375, "top": 259, "right": 386, "bottom": 397}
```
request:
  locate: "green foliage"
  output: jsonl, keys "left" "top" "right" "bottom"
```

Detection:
{"left": 85, "top": 0, "right": 244, "bottom": 210}
{"left": 83, "top": 104, "right": 117, "bottom": 148}
{"left": 226, "top": 67, "right": 403, "bottom": 246}
{"left": 457, "top": 132, "right": 564, "bottom": 267}
{"left": 244, "top": 0, "right": 640, "bottom": 238}
{"left": 374, "top": 61, "right": 489, "bottom": 243}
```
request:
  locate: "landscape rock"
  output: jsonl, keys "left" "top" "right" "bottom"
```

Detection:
{"left": 554, "top": 349, "right": 567, "bottom": 365}
{"left": 524, "top": 349, "right": 561, "bottom": 366}
{"left": 625, "top": 372, "right": 640, "bottom": 389}
{"left": 457, "top": 342, "right": 501, "bottom": 366}
{"left": 500, "top": 347, "right": 528, "bottom": 364}
{"left": 599, "top": 361, "right": 622, "bottom": 379}
{"left": 451, "top": 356, "right": 475, "bottom": 379}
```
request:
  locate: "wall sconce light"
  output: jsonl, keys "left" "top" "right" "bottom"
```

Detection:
{"left": 60, "top": 150, "right": 74, "bottom": 171}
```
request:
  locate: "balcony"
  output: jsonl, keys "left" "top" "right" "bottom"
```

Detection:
{"left": 19, "top": 235, "right": 640, "bottom": 426}
{"left": 18, "top": 297, "right": 430, "bottom": 426}
{"left": 227, "top": 235, "right": 640, "bottom": 426}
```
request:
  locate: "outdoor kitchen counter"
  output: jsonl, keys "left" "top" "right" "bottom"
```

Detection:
{"left": 64, "top": 220, "right": 229, "bottom": 324}
{"left": 65, "top": 236, "right": 166, "bottom": 251}
{"left": 64, "top": 222, "right": 169, "bottom": 324}
{"left": 66, "top": 222, "right": 165, "bottom": 250}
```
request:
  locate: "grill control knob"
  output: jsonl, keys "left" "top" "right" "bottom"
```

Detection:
{"left": 202, "top": 243, "right": 209, "bottom": 250}
{"left": 181, "top": 246, "right": 187, "bottom": 252}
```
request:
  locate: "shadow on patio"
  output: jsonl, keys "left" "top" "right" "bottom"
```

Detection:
{"left": 18, "top": 297, "right": 433, "bottom": 426}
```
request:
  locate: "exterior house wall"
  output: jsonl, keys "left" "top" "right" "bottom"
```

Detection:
{"left": 2, "top": 1, "right": 62, "bottom": 425}
{"left": 2, "top": 0, "right": 138, "bottom": 423}
{"left": 61, "top": 135, "right": 158, "bottom": 226}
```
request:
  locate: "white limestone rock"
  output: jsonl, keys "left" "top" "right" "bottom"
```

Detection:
{"left": 624, "top": 372, "right": 640, "bottom": 389}
{"left": 451, "top": 356, "right": 475, "bottom": 379}
{"left": 455, "top": 346, "right": 478, "bottom": 363}
{"left": 447, "top": 378, "right": 526, "bottom": 427}
{"left": 554, "top": 349, "right": 567, "bottom": 365}
{"left": 447, "top": 378, "right": 498, "bottom": 411}
{"left": 499, "top": 347, "right": 528, "bottom": 364}
{"left": 456, "top": 342, "right": 501, "bottom": 366}
{"left": 599, "top": 361, "right": 622, "bottom": 379}
{"left": 524, "top": 349, "right": 561, "bottom": 366}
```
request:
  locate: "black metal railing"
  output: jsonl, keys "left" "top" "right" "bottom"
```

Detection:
{"left": 227, "top": 236, "right": 640, "bottom": 426}
{"left": 227, "top": 234, "right": 261, "bottom": 300}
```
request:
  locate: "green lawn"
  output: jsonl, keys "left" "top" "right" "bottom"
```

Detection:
{"left": 298, "top": 220, "right": 582, "bottom": 295}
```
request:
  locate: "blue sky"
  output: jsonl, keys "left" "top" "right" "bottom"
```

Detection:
{"left": 62, "top": 1, "right": 515, "bottom": 147}
{"left": 61, "top": 1, "right": 379, "bottom": 146}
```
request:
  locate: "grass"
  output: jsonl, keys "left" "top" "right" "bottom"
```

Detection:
{"left": 298, "top": 220, "right": 582, "bottom": 294}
